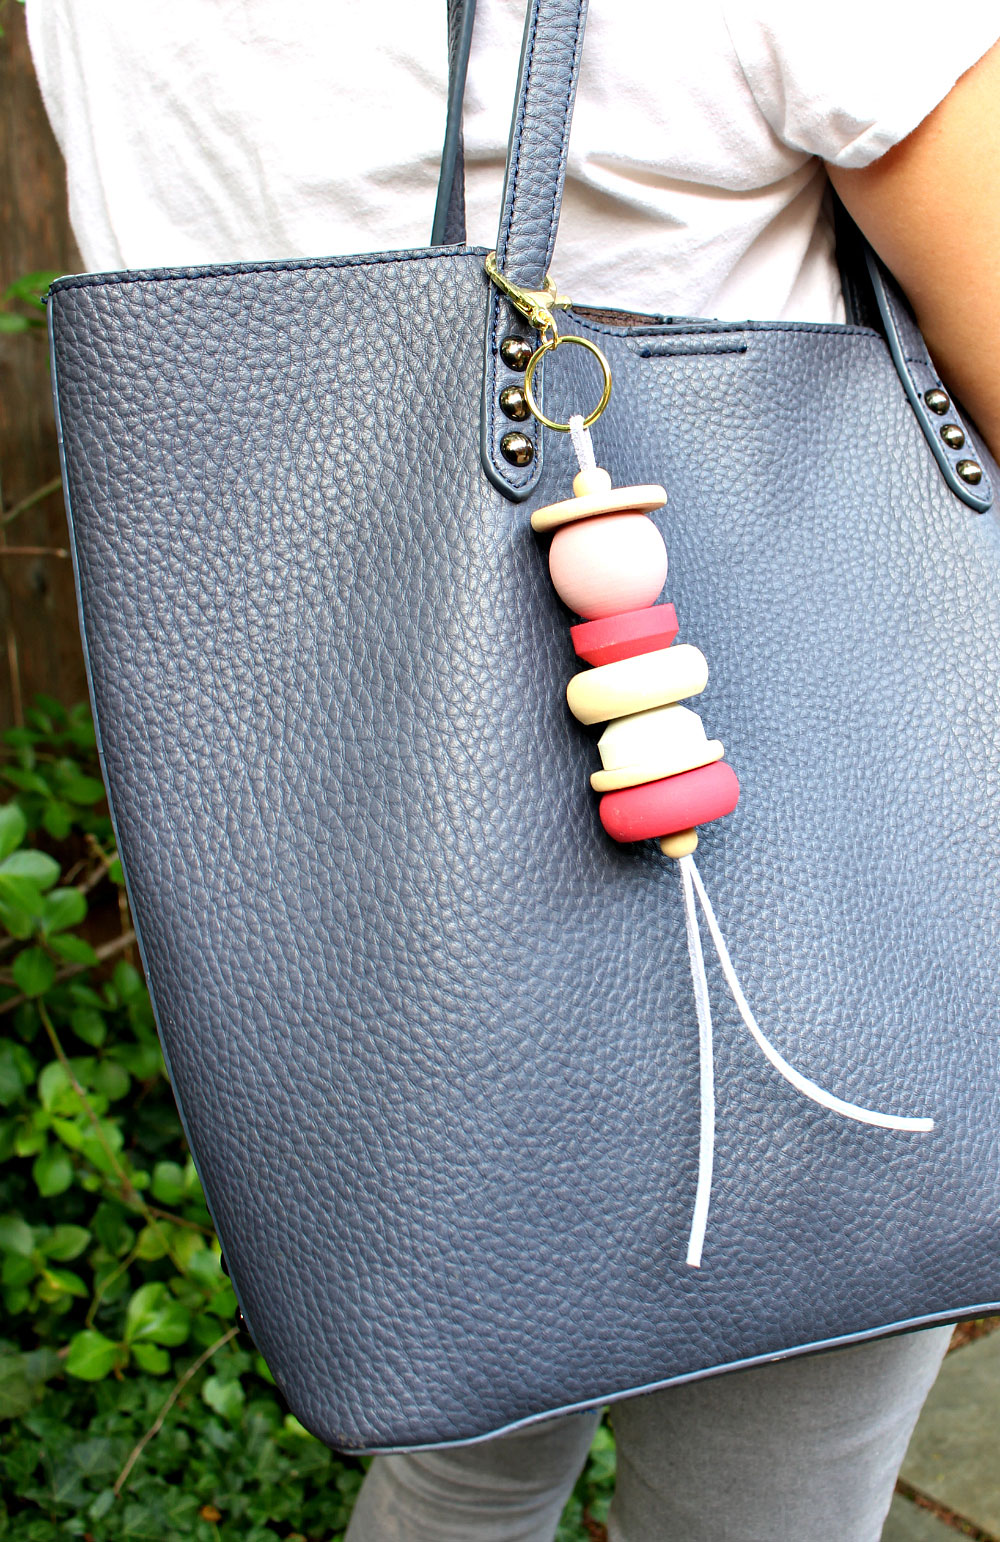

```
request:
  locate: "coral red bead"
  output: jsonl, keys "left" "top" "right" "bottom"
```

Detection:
{"left": 599, "top": 760, "right": 740, "bottom": 843}
{"left": 570, "top": 603, "right": 679, "bottom": 666}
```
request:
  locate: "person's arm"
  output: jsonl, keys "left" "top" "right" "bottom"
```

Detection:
{"left": 827, "top": 37, "right": 1000, "bottom": 460}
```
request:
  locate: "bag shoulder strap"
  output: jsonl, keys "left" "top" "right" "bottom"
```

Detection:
{"left": 481, "top": 0, "right": 589, "bottom": 499}
{"left": 431, "top": 0, "right": 477, "bottom": 246}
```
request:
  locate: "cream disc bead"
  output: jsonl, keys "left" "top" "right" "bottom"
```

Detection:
{"left": 548, "top": 513, "right": 668, "bottom": 620}
{"left": 591, "top": 703, "right": 723, "bottom": 791}
{"left": 566, "top": 642, "right": 708, "bottom": 725}
{"left": 530, "top": 481, "right": 666, "bottom": 533}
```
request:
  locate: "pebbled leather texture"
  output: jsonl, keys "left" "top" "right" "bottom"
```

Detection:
{"left": 50, "top": 257, "right": 1000, "bottom": 1451}
{"left": 481, "top": 0, "right": 588, "bottom": 499}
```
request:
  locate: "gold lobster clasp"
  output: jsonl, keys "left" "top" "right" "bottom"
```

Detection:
{"left": 484, "top": 251, "right": 571, "bottom": 344}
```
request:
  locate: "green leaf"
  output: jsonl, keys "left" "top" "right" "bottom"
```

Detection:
{"left": 66, "top": 703, "right": 96, "bottom": 743}
{"left": 38, "top": 1060, "right": 76, "bottom": 1114}
{"left": 124, "top": 1281, "right": 192, "bottom": 1346}
{"left": 206, "top": 1284, "right": 238, "bottom": 1319}
{"left": 114, "top": 1041, "right": 163, "bottom": 1080}
{"left": 0, "top": 1347, "right": 59, "bottom": 1420}
{"left": 41, "top": 799, "right": 74, "bottom": 840}
{"left": 89, "top": 1488, "right": 117, "bottom": 1522}
{"left": 0, "top": 1039, "right": 35, "bottom": 1103}
{"left": 184, "top": 1245, "right": 222, "bottom": 1289}
{"left": 1, "top": 1251, "right": 35, "bottom": 1287}
{"left": 134, "top": 1224, "right": 167, "bottom": 1261}
{"left": 50, "top": 1115, "right": 85, "bottom": 1150}
{"left": 170, "top": 1226, "right": 207, "bottom": 1272}
{"left": 14, "top": 1121, "right": 45, "bottom": 1156}
{"left": 2, "top": 1284, "right": 31, "bottom": 1315}
{"left": 202, "top": 1373, "right": 246, "bottom": 1421}
{"left": 39, "top": 1266, "right": 88, "bottom": 1298}
{"left": 0, "top": 1216, "right": 34, "bottom": 1255}
{"left": 2, "top": 271, "right": 60, "bottom": 307}
{"left": 40, "top": 887, "right": 86, "bottom": 934}
{"left": 78, "top": 1117, "right": 123, "bottom": 1174}
{"left": 91, "top": 1059, "right": 130, "bottom": 1101}
{"left": 108, "top": 857, "right": 124, "bottom": 885}
{"left": 69, "top": 1005, "right": 107, "bottom": 1046}
{"left": 0, "top": 875, "right": 45, "bottom": 936}
{"left": 0, "top": 850, "right": 61, "bottom": 889}
{"left": 0, "top": 313, "right": 32, "bottom": 333}
{"left": 42, "top": 1224, "right": 91, "bottom": 1261}
{"left": 150, "top": 1160, "right": 185, "bottom": 1206}
{"left": 113, "top": 960, "right": 144, "bottom": 1001}
{"left": 1, "top": 766, "right": 51, "bottom": 794}
{"left": 91, "top": 1201, "right": 133, "bottom": 1256}
{"left": 69, "top": 982, "right": 105, "bottom": 1007}
{"left": 11, "top": 947, "right": 54, "bottom": 998}
{"left": 2, "top": 724, "right": 40, "bottom": 749}
{"left": 49, "top": 933, "right": 99, "bottom": 966}
{"left": 65, "top": 1329, "right": 119, "bottom": 1381}
{"left": 0, "top": 804, "right": 27, "bottom": 860}
{"left": 130, "top": 1342, "right": 170, "bottom": 1375}
{"left": 32, "top": 1147, "right": 73, "bottom": 1197}
{"left": 183, "top": 1156, "right": 206, "bottom": 1200}
{"left": 59, "top": 773, "right": 105, "bottom": 806}
{"left": 31, "top": 694, "right": 68, "bottom": 725}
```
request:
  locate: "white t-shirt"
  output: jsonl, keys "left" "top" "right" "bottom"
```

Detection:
{"left": 27, "top": 1, "right": 1000, "bottom": 323}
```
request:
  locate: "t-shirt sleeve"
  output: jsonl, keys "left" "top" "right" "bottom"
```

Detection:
{"left": 725, "top": 8, "right": 1000, "bottom": 168}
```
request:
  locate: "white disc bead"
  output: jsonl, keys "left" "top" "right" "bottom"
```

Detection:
{"left": 591, "top": 703, "right": 724, "bottom": 791}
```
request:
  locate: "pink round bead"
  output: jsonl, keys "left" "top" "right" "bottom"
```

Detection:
{"left": 547, "top": 513, "right": 668, "bottom": 620}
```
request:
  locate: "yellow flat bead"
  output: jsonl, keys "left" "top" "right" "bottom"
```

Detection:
{"left": 566, "top": 643, "right": 708, "bottom": 725}
{"left": 530, "top": 483, "right": 667, "bottom": 533}
{"left": 590, "top": 742, "right": 723, "bottom": 792}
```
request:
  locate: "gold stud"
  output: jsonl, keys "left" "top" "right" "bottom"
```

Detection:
{"left": 499, "top": 336, "right": 533, "bottom": 371}
{"left": 500, "top": 431, "right": 534, "bottom": 467}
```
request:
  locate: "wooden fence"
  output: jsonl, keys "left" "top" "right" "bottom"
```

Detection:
{"left": 0, "top": 0, "right": 86, "bottom": 728}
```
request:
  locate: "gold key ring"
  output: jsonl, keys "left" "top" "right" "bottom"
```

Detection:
{"left": 522, "top": 334, "right": 613, "bottom": 432}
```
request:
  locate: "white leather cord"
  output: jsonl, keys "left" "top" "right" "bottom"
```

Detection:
{"left": 680, "top": 855, "right": 716, "bottom": 1268}
{"left": 677, "top": 853, "right": 934, "bottom": 1269}
{"left": 569, "top": 412, "right": 597, "bottom": 475}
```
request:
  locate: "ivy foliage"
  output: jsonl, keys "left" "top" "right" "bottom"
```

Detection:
{"left": 0, "top": 696, "right": 614, "bottom": 1539}
{"left": 0, "top": 272, "right": 59, "bottom": 336}
{"left": 0, "top": 698, "right": 367, "bottom": 1539}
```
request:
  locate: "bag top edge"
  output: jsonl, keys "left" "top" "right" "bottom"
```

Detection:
{"left": 46, "top": 242, "right": 491, "bottom": 299}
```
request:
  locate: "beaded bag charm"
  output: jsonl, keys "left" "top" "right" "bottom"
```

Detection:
{"left": 486, "top": 256, "right": 933, "bottom": 1269}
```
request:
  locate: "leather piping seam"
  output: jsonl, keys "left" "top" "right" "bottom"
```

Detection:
{"left": 48, "top": 245, "right": 488, "bottom": 295}
{"left": 579, "top": 317, "right": 881, "bottom": 340}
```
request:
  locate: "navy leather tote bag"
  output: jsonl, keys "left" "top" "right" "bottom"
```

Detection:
{"left": 47, "top": 0, "right": 1000, "bottom": 1452}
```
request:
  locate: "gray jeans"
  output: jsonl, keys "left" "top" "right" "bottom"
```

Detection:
{"left": 344, "top": 1326, "right": 950, "bottom": 1542}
